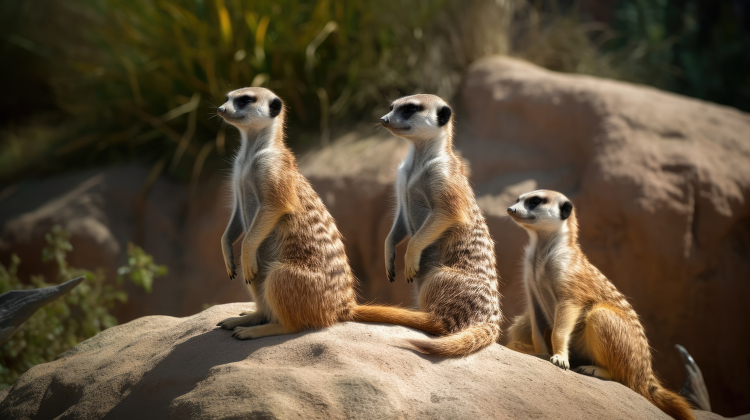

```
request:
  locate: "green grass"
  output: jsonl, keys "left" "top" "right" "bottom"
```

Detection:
{"left": 1, "top": 0, "right": 747, "bottom": 184}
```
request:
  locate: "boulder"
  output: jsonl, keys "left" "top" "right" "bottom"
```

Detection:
{"left": 0, "top": 303, "right": 716, "bottom": 419}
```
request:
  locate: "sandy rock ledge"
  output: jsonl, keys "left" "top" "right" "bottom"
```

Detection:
{"left": 0, "top": 303, "right": 719, "bottom": 419}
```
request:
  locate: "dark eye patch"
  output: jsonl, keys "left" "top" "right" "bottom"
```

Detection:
{"left": 526, "top": 196, "right": 547, "bottom": 209}
{"left": 234, "top": 95, "right": 256, "bottom": 109}
{"left": 398, "top": 103, "right": 423, "bottom": 120}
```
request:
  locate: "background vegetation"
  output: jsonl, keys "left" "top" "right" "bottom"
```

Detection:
{"left": 1, "top": 0, "right": 747, "bottom": 186}
{"left": 0, "top": 226, "right": 167, "bottom": 388}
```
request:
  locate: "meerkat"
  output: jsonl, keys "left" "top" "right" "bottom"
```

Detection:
{"left": 215, "top": 87, "right": 359, "bottom": 339}
{"left": 353, "top": 94, "right": 502, "bottom": 357}
{"left": 506, "top": 189, "right": 693, "bottom": 420}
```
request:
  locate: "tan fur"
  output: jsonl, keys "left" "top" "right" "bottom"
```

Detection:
{"left": 363, "top": 94, "right": 502, "bottom": 357}
{"left": 506, "top": 189, "right": 693, "bottom": 420}
{"left": 216, "top": 87, "right": 356, "bottom": 339}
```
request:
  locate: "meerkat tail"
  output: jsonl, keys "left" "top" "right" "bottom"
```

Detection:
{"left": 644, "top": 380, "right": 695, "bottom": 420}
{"left": 351, "top": 305, "right": 445, "bottom": 335}
{"left": 407, "top": 322, "right": 500, "bottom": 358}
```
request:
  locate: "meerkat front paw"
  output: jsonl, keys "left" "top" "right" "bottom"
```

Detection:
{"left": 404, "top": 249, "right": 420, "bottom": 283}
{"left": 550, "top": 354, "right": 570, "bottom": 370}
{"left": 386, "top": 252, "right": 397, "bottom": 283}
{"left": 244, "top": 254, "right": 259, "bottom": 283}
{"left": 225, "top": 262, "right": 237, "bottom": 280}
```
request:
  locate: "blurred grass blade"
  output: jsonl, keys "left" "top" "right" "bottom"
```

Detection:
{"left": 161, "top": 93, "right": 202, "bottom": 122}
{"left": 305, "top": 21, "right": 338, "bottom": 79}
{"left": 215, "top": 0, "right": 232, "bottom": 44}
{"left": 215, "top": 125, "right": 226, "bottom": 156}
{"left": 251, "top": 73, "right": 268, "bottom": 87}
{"left": 170, "top": 93, "right": 201, "bottom": 172}
{"left": 254, "top": 15, "right": 270, "bottom": 64}
{"left": 190, "top": 142, "right": 215, "bottom": 195}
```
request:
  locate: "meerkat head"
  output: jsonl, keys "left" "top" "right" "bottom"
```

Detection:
{"left": 507, "top": 190, "right": 574, "bottom": 233}
{"left": 217, "top": 87, "right": 284, "bottom": 130}
{"left": 380, "top": 94, "right": 452, "bottom": 142}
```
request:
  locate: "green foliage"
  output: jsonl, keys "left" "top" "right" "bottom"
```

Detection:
{"left": 1, "top": 0, "right": 747, "bottom": 182}
{"left": 604, "top": 0, "right": 750, "bottom": 111}
{"left": 0, "top": 226, "right": 167, "bottom": 389}
{"left": 117, "top": 242, "right": 168, "bottom": 293}
{"left": 2, "top": 0, "right": 513, "bottom": 182}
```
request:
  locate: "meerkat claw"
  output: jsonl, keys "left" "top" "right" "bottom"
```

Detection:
{"left": 551, "top": 354, "right": 570, "bottom": 370}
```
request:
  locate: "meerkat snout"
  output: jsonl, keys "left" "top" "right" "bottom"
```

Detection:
{"left": 218, "top": 106, "right": 226, "bottom": 114}
{"left": 507, "top": 207, "right": 516, "bottom": 215}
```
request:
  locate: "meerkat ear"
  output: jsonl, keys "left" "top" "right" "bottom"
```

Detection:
{"left": 437, "top": 106, "right": 452, "bottom": 126}
{"left": 269, "top": 98, "right": 282, "bottom": 118}
{"left": 560, "top": 201, "right": 573, "bottom": 220}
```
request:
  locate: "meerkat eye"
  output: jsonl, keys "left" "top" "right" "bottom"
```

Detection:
{"left": 516, "top": 197, "right": 520, "bottom": 203}
{"left": 234, "top": 95, "right": 256, "bottom": 109}
{"left": 389, "top": 105, "right": 393, "bottom": 111}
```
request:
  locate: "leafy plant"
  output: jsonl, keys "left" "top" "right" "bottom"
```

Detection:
{"left": 2, "top": 0, "right": 515, "bottom": 182}
{"left": 0, "top": 226, "right": 167, "bottom": 389}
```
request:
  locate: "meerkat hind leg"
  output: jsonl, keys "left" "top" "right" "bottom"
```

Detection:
{"left": 581, "top": 303, "right": 641, "bottom": 383}
{"left": 574, "top": 365, "right": 613, "bottom": 380}
{"left": 232, "top": 323, "right": 293, "bottom": 340}
{"left": 217, "top": 311, "right": 267, "bottom": 330}
{"left": 507, "top": 313, "right": 539, "bottom": 355}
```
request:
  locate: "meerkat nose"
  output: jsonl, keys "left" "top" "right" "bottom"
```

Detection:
{"left": 507, "top": 207, "right": 516, "bottom": 215}
{"left": 218, "top": 106, "right": 226, "bottom": 114}
{"left": 380, "top": 116, "right": 390, "bottom": 125}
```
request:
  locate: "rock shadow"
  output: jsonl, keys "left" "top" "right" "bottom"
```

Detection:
{"left": 103, "top": 327, "right": 311, "bottom": 419}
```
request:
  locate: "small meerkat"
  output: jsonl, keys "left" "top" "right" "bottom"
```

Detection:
{"left": 354, "top": 94, "right": 502, "bottom": 357}
{"left": 506, "top": 190, "right": 693, "bottom": 420}
{"left": 215, "top": 87, "right": 357, "bottom": 339}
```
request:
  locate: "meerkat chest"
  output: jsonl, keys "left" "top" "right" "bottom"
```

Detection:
{"left": 233, "top": 145, "right": 275, "bottom": 195}
{"left": 396, "top": 152, "right": 448, "bottom": 235}
{"left": 524, "top": 248, "right": 560, "bottom": 325}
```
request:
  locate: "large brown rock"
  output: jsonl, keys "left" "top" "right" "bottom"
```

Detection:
{"left": 459, "top": 57, "right": 750, "bottom": 416}
{"left": 0, "top": 303, "right": 716, "bottom": 419}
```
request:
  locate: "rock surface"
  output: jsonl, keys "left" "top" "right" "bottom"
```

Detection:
{"left": 0, "top": 303, "right": 715, "bottom": 419}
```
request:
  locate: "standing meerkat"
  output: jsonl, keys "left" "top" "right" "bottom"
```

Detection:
{"left": 353, "top": 94, "right": 502, "bottom": 357}
{"left": 506, "top": 189, "right": 693, "bottom": 420}
{"left": 215, "top": 87, "right": 358, "bottom": 339}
